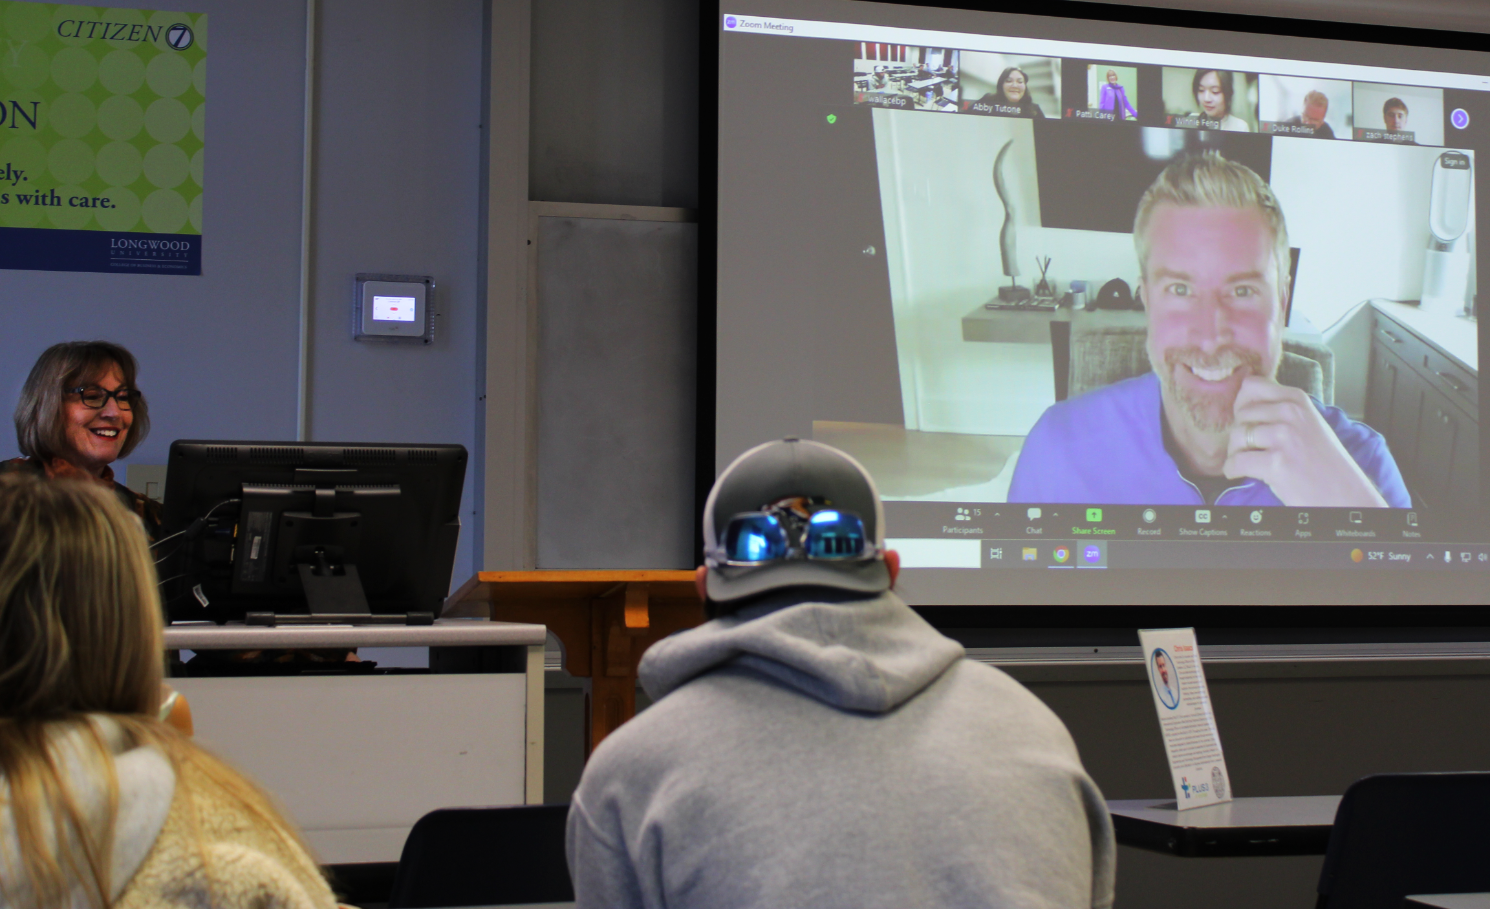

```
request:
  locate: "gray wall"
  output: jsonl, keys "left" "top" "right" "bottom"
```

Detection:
{"left": 529, "top": 0, "right": 699, "bottom": 208}
{"left": 0, "top": 0, "right": 486, "bottom": 582}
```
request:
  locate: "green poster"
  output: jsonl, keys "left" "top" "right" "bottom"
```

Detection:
{"left": 0, "top": 1, "right": 205, "bottom": 274}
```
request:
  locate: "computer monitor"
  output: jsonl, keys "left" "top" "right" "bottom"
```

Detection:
{"left": 159, "top": 440, "right": 467, "bottom": 624}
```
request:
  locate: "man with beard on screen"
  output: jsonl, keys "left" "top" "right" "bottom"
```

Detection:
{"left": 1009, "top": 153, "right": 1410, "bottom": 508}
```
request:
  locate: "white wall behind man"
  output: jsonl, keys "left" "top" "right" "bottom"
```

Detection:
{"left": 1272, "top": 137, "right": 1476, "bottom": 333}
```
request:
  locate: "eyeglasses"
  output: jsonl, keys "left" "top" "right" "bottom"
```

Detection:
{"left": 711, "top": 503, "right": 876, "bottom": 567}
{"left": 66, "top": 385, "right": 140, "bottom": 411}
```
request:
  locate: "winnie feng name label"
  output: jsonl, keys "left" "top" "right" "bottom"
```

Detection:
{"left": 1138, "top": 627, "right": 1233, "bottom": 810}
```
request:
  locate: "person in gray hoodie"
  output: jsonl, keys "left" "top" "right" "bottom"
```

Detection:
{"left": 566, "top": 438, "right": 1116, "bottom": 909}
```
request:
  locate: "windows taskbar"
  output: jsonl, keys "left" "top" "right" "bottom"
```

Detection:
{"left": 886, "top": 537, "right": 1490, "bottom": 570}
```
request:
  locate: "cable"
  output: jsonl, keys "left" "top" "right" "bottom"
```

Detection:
{"left": 150, "top": 497, "right": 241, "bottom": 550}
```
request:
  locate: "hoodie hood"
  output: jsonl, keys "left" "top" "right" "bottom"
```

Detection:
{"left": 639, "top": 589, "right": 965, "bottom": 713}
{"left": 0, "top": 717, "right": 176, "bottom": 909}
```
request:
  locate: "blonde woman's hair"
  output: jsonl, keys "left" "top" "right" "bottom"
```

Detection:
{"left": 0, "top": 475, "right": 316, "bottom": 909}
{"left": 1133, "top": 151, "right": 1292, "bottom": 305}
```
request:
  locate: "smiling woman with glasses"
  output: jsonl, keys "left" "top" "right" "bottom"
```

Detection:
{"left": 2, "top": 341, "right": 159, "bottom": 539}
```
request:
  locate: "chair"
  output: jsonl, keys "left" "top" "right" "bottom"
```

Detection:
{"left": 388, "top": 804, "right": 574, "bottom": 908}
{"left": 1315, "top": 773, "right": 1490, "bottom": 909}
{"left": 1064, "top": 323, "right": 1335, "bottom": 404}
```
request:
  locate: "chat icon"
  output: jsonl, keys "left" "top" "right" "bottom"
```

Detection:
{"left": 1027, "top": 507, "right": 1042, "bottom": 521}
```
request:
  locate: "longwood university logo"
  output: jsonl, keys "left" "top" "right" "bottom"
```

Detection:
{"left": 166, "top": 23, "right": 193, "bottom": 50}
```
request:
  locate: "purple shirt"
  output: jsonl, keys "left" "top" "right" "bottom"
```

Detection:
{"left": 1008, "top": 372, "right": 1411, "bottom": 507}
{"left": 1098, "top": 83, "right": 1137, "bottom": 120}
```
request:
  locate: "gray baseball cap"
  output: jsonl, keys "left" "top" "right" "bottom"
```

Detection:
{"left": 703, "top": 438, "right": 890, "bottom": 604}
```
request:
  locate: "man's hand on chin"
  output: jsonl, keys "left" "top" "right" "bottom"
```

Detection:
{"left": 1221, "top": 376, "right": 1389, "bottom": 508}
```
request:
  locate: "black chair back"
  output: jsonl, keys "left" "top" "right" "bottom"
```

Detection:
{"left": 1316, "top": 772, "right": 1490, "bottom": 909}
{"left": 388, "top": 804, "right": 574, "bottom": 908}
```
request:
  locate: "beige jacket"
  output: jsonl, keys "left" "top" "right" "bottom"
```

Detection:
{"left": 0, "top": 717, "right": 340, "bottom": 909}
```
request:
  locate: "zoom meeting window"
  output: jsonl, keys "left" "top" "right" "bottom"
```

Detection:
{"left": 716, "top": 2, "right": 1490, "bottom": 600}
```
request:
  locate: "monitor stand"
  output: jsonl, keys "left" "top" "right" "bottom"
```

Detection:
{"left": 242, "top": 547, "right": 435, "bottom": 626}
{"left": 299, "top": 547, "right": 371, "bottom": 614}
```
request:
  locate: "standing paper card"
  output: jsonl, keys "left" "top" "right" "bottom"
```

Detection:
{"left": 1138, "top": 627, "right": 1232, "bottom": 810}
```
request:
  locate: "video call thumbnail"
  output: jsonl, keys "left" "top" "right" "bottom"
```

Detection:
{"left": 1161, "top": 67, "right": 1259, "bottom": 132}
{"left": 1074, "top": 63, "right": 1139, "bottom": 122}
{"left": 959, "top": 53, "right": 1060, "bottom": 118}
{"left": 853, "top": 44, "right": 960, "bottom": 112}
{"left": 1353, "top": 82, "right": 1445, "bottom": 146}
{"left": 1259, "top": 75, "right": 1353, "bottom": 139}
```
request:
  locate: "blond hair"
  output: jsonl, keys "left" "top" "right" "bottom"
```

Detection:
{"left": 1133, "top": 152, "right": 1292, "bottom": 299}
{"left": 0, "top": 476, "right": 315, "bottom": 909}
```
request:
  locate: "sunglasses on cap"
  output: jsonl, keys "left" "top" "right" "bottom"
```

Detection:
{"left": 710, "top": 496, "right": 878, "bottom": 567}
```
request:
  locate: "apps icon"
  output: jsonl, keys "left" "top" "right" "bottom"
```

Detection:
{"left": 1027, "top": 507, "right": 1042, "bottom": 521}
{"left": 1083, "top": 544, "right": 1102, "bottom": 564}
{"left": 1022, "top": 547, "right": 1038, "bottom": 561}
{"left": 1195, "top": 509, "right": 1211, "bottom": 524}
{"left": 1086, "top": 508, "right": 1103, "bottom": 523}
{"left": 1349, "top": 511, "right": 1363, "bottom": 524}
{"left": 989, "top": 547, "right": 1003, "bottom": 560}
{"left": 1052, "top": 546, "right": 1071, "bottom": 563}
{"left": 1142, "top": 508, "right": 1157, "bottom": 524}
{"left": 1249, "top": 510, "right": 1263, "bottom": 524}
{"left": 1298, "top": 512, "right": 1309, "bottom": 525}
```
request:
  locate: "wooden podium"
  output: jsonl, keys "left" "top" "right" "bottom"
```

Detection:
{"left": 445, "top": 570, "right": 704, "bottom": 753}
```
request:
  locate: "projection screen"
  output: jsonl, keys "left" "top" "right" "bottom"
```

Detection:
{"left": 712, "top": 0, "right": 1490, "bottom": 606}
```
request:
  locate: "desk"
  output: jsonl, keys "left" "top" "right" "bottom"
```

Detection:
{"left": 1108, "top": 796, "right": 1339, "bottom": 857}
{"left": 1408, "top": 896, "right": 1490, "bottom": 909}
{"left": 166, "top": 619, "right": 546, "bottom": 864}
{"left": 444, "top": 571, "right": 703, "bottom": 753}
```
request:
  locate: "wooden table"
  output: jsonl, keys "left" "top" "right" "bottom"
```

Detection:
{"left": 445, "top": 570, "right": 704, "bottom": 753}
